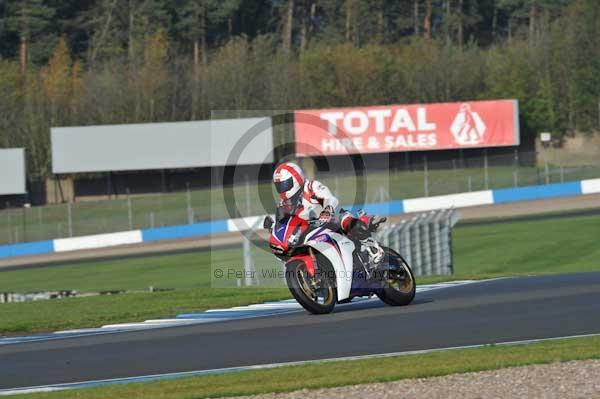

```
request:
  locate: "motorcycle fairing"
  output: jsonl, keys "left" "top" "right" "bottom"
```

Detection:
{"left": 304, "top": 228, "right": 355, "bottom": 301}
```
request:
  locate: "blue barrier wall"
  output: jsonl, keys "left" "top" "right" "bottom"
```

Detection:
{"left": 345, "top": 200, "right": 404, "bottom": 217}
{"left": 492, "top": 182, "right": 582, "bottom": 204}
{"left": 141, "top": 220, "right": 229, "bottom": 242}
{"left": 0, "top": 240, "right": 54, "bottom": 259}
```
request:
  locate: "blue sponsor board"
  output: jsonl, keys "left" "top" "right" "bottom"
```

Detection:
{"left": 343, "top": 200, "right": 404, "bottom": 217}
{"left": 0, "top": 240, "right": 54, "bottom": 259}
{"left": 141, "top": 220, "right": 229, "bottom": 242}
{"left": 492, "top": 182, "right": 582, "bottom": 204}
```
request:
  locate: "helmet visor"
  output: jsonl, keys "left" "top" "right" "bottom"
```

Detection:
{"left": 275, "top": 177, "right": 294, "bottom": 194}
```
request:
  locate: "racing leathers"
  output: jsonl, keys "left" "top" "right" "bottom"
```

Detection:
{"left": 277, "top": 179, "right": 386, "bottom": 264}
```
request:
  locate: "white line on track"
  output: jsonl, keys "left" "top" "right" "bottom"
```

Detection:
{"left": 1, "top": 332, "right": 599, "bottom": 396}
{"left": 0, "top": 280, "right": 493, "bottom": 347}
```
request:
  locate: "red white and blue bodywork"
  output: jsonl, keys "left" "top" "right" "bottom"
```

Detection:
{"left": 270, "top": 211, "right": 359, "bottom": 302}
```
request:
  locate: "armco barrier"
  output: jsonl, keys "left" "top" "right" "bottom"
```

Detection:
{"left": 0, "top": 178, "right": 599, "bottom": 260}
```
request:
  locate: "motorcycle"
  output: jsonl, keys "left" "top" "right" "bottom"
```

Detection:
{"left": 264, "top": 208, "right": 415, "bottom": 314}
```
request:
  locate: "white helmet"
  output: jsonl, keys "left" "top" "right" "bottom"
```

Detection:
{"left": 273, "top": 162, "right": 305, "bottom": 200}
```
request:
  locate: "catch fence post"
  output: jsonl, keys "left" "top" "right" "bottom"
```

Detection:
{"left": 453, "top": 159, "right": 459, "bottom": 193}
{"left": 7, "top": 211, "right": 11, "bottom": 244}
{"left": 67, "top": 202, "right": 73, "bottom": 237}
{"left": 242, "top": 234, "right": 253, "bottom": 286}
{"left": 483, "top": 149, "right": 489, "bottom": 190}
{"left": 242, "top": 218, "right": 262, "bottom": 286}
{"left": 514, "top": 149, "right": 520, "bottom": 187}
{"left": 157, "top": 192, "right": 164, "bottom": 227}
{"left": 126, "top": 188, "right": 133, "bottom": 230}
{"left": 245, "top": 175, "right": 251, "bottom": 217}
{"left": 38, "top": 207, "right": 43, "bottom": 241}
{"left": 186, "top": 183, "right": 193, "bottom": 224}
{"left": 22, "top": 207, "right": 27, "bottom": 242}
{"left": 423, "top": 156, "right": 429, "bottom": 197}
{"left": 560, "top": 165, "right": 564, "bottom": 183}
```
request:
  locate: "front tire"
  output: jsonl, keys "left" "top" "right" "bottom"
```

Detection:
{"left": 376, "top": 248, "right": 416, "bottom": 306}
{"left": 286, "top": 260, "right": 337, "bottom": 314}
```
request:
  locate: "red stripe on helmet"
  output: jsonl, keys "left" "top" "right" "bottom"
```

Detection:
{"left": 277, "top": 164, "right": 304, "bottom": 187}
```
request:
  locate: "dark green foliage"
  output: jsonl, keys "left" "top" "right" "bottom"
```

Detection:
{"left": 0, "top": 0, "right": 598, "bottom": 180}
{"left": 3, "top": 0, "right": 57, "bottom": 63}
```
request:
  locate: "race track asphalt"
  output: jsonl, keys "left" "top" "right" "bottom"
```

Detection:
{"left": 2, "top": 272, "right": 600, "bottom": 389}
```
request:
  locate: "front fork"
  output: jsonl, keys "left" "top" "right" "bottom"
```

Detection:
{"left": 286, "top": 247, "right": 317, "bottom": 277}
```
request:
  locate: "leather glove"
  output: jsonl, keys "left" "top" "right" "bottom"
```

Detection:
{"left": 368, "top": 215, "right": 387, "bottom": 232}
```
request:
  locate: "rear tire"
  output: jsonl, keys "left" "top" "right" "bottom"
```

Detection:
{"left": 286, "top": 260, "right": 337, "bottom": 314}
{"left": 376, "top": 248, "right": 416, "bottom": 306}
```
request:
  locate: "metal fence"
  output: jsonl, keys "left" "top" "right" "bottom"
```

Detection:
{"left": 375, "top": 209, "right": 460, "bottom": 276}
{"left": 0, "top": 150, "right": 598, "bottom": 245}
{"left": 314, "top": 150, "right": 600, "bottom": 203}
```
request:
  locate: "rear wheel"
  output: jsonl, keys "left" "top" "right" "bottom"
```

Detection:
{"left": 286, "top": 260, "right": 337, "bottom": 314}
{"left": 376, "top": 248, "right": 416, "bottom": 306}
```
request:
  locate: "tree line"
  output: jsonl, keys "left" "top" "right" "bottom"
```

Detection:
{"left": 0, "top": 0, "right": 598, "bottom": 180}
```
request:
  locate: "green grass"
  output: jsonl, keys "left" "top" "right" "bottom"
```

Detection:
{"left": 2, "top": 163, "right": 600, "bottom": 245}
{"left": 0, "top": 248, "right": 290, "bottom": 334}
{"left": 10, "top": 335, "right": 600, "bottom": 399}
{"left": 0, "top": 250, "right": 235, "bottom": 293}
{"left": 453, "top": 213, "right": 600, "bottom": 276}
{"left": 0, "top": 288, "right": 290, "bottom": 335}
{"left": 1, "top": 212, "right": 600, "bottom": 334}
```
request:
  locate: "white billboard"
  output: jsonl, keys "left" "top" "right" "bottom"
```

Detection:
{"left": 51, "top": 118, "right": 274, "bottom": 174}
{"left": 0, "top": 148, "right": 26, "bottom": 195}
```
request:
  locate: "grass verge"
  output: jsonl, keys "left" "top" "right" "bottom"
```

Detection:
{"left": 9, "top": 335, "right": 600, "bottom": 398}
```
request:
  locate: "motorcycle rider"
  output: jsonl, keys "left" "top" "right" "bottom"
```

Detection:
{"left": 271, "top": 161, "right": 387, "bottom": 264}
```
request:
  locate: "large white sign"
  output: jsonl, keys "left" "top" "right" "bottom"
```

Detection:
{"left": 0, "top": 148, "right": 26, "bottom": 195}
{"left": 51, "top": 118, "right": 274, "bottom": 174}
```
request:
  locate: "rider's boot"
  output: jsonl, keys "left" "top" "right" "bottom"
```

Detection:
{"left": 360, "top": 237, "right": 385, "bottom": 268}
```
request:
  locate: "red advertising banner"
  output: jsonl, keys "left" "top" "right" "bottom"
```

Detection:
{"left": 294, "top": 99, "right": 519, "bottom": 156}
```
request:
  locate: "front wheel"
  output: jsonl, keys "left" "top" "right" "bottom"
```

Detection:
{"left": 286, "top": 260, "right": 337, "bottom": 314}
{"left": 376, "top": 248, "right": 416, "bottom": 306}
